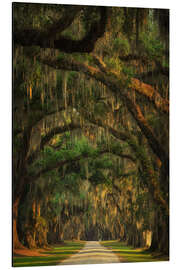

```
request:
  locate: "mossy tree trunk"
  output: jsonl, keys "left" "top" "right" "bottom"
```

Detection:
{"left": 13, "top": 195, "right": 25, "bottom": 249}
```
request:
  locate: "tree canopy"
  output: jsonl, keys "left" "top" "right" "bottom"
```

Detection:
{"left": 13, "top": 3, "right": 169, "bottom": 256}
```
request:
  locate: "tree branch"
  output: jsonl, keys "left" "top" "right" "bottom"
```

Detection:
{"left": 119, "top": 54, "right": 149, "bottom": 64}
{"left": 130, "top": 78, "right": 169, "bottom": 114}
{"left": 42, "top": 6, "right": 83, "bottom": 40}
{"left": 91, "top": 54, "right": 169, "bottom": 114}
{"left": 30, "top": 147, "right": 135, "bottom": 183}
{"left": 85, "top": 117, "right": 168, "bottom": 214}
{"left": 119, "top": 51, "right": 169, "bottom": 64}
{"left": 134, "top": 67, "right": 169, "bottom": 81}
{"left": 14, "top": 7, "right": 108, "bottom": 53}
{"left": 27, "top": 122, "right": 81, "bottom": 165}
{"left": 37, "top": 54, "right": 168, "bottom": 167}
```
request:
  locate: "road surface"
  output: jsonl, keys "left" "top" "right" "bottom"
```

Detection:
{"left": 60, "top": 241, "right": 121, "bottom": 265}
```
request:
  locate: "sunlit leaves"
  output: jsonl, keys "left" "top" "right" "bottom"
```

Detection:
{"left": 113, "top": 37, "right": 130, "bottom": 56}
{"left": 139, "top": 31, "right": 164, "bottom": 60}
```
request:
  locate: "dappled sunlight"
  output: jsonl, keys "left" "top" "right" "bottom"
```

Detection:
{"left": 13, "top": 3, "right": 169, "bottom": 266}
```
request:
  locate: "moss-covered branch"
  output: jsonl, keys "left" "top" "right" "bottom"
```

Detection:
{"left": 27, "top": 122, "right": 82, "bottom": 165}
{"left": 13, "top": 6, "right": 108, "bottom": 53}
{"left": 37, "top": 54, "right": 168, "bottom": 168}
{"left": 83, "top": 116, "right": 168, "bottom": 214}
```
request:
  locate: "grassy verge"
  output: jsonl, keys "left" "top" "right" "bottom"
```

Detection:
{"left": 13, "top": 240, "right": 86, "bottom": 267}
{"left": 100, "top": 240, "right": 169, "bottom": 263}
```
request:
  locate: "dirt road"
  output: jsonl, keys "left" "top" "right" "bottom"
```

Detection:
{"left": 60, "top": 241, "right": 121, "bottom": 265}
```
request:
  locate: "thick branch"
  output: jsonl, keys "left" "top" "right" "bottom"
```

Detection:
{"left": 27, "top": 122, "right": 81, "bottom": 165}
{"left": 119, "top": 51, "right": 169, "bottom": 64}
{"left": 42, "top": 6, "right": 83, "bottom": 39}
{"left": 135, "top": 67, "right": 169, "bottom": 81}
{"left": 130, "top": 78, "right": 169, "bottom": 114}
{"left": 14, "top": 7, "right": 108, "bottom": 53}
{"left": 91, "top": 54, "right": 108, "bottom": 73}
{"left": 13, "top": 5, "right": 82, "bottom": 44}
{"left": 31, "top": 153, "right": 84, "bottom": 182}
{"left": 92, "top": 54, "right": 169, "bottom": 114}
{"left": 119, "top": 54, "right": 149, "bottom": 64}
{"left": 40, "top": 54, "right": 169, "bottom": 115}
{"left": 37, "top": 54, "right": 168, "bottom": 168}
{"left": 101, "top": 147, "right": 136, "bottom": 163}
{"left": 87, "top": 118, "right": 168, "bottom": 214}
{"left": 14, "top": 106, "right": 67, "bottom": 137}
{"left": 30, "top": 147, "right": 135, "bottom": 183}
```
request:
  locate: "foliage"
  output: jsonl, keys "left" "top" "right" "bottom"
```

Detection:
{"left": 13, "top": 241, "right": 85, "bottom": 267}
{"left": 113, "top": 37, "right": 130, "bottom": 56}
{"left": 13, "top": 3, "right": 169, "bottom": 255}
{"left": 139, "top": 31, "right": 164, "bottom": 60}
{"left": 101, "top": 241, "right": 168, "bottom": 262}
{"left": 104, "top": 56, "right": 122, "bottom": 75}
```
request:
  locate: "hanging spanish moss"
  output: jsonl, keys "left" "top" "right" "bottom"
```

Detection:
{"left": 13, "top": 3, "right": 169, "bottom": 264}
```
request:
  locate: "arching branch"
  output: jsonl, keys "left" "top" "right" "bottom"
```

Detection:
{"left": 14, "top": 6, "right": 108, "bottom": 53}
{"left": 36, "top": 54, "right": 168, "bottom": 170}
{"left": 92, "top": 54, "right": 169, "bottom": 114}
{"left": 27, "top": 122, "right": 82, "bottom": 165}
{"left": 134, "top": 67, "right": 169, "bottom": 81}
{"left": 85, "top": 117, "right": 168, "bottom": 214}
{"left": 29, "top": 147, "right": 136, "bottom": 183}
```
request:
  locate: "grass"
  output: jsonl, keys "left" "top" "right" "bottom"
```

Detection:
{"left": 13, "top": 240, "right": 86, "bottom": 267}
{"left": 13, "top": 240, "right": 169, "bottom": 266}
{"left": 100, "top": 240, "right": 169, "bottom": 263}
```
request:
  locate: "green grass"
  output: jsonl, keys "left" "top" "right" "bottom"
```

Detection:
{"left": 13, "top": 240, "right": 85, "bottom": 267}
{"left": 101, "top": 240, "right": 169, "bottom": 263}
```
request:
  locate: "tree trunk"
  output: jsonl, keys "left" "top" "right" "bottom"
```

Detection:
{"left": 62, "top": 71, "right": 68, "bottom": 109}
{"left": 13, "top": 196, "right": 25, "bottom": 249}
{"left": 158, "top": 213, "right": 169, "bottom": 255}
{"left": 148, "top": 209, "right": 169, "bottom": 255}
{"left": 32, "top": 200, "right": 36, "bottom": 244}
{"left": 37, "top": 202, "right": 41, "bottom": 217}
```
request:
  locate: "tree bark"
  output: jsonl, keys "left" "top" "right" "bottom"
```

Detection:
{"left": 13, "top": 196, "right": 25, "bottom": 249}
{"left": 86, "top": 118, "right": 169, "bottom": 214}
{"left": 37, "top": 55, "right": 169, "bottom": 171}
{"left": 13, "top": 6, "right": 108, "bottom": 53}
{"left": 148, "top": 209, "right": 169, "bottom": 255}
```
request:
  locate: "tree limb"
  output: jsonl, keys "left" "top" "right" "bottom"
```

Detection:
{"left": 27, "top": 122, "right": 81, "bottom": 165}
{"left": 119, "top": 51, "right": 169, "bottom": 64}
{"left": 134, "top": 67, "right": 169, "bottom": 81}
{"left": 14, "top": 6, "right": 108, "bottom": 53}
{"left": 86, "top": 117, "right": 168, "bottom": 214}
{"left": 36, "top": 54, "right": 168, "bottom": 169}
{"left": 92, "top": 54, "right": 169, "bottom": 114}
{"left": 30, "top": 147, "right": 135, "bottom": 183}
